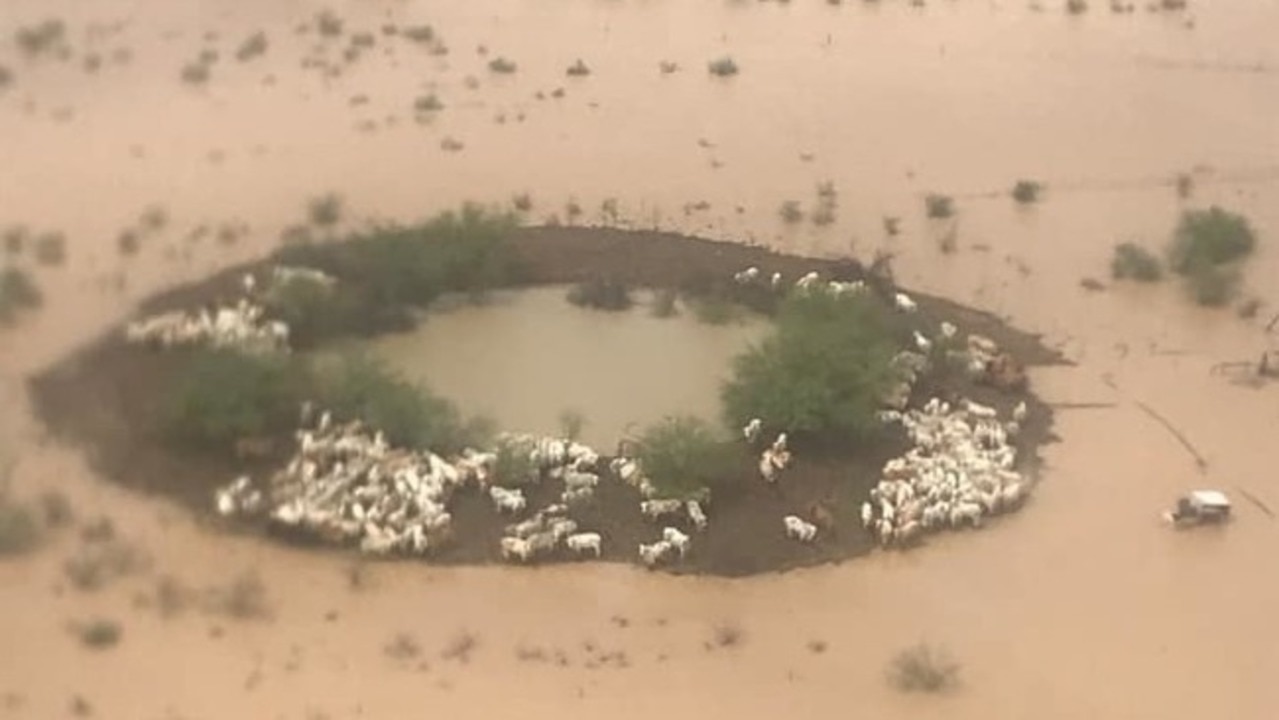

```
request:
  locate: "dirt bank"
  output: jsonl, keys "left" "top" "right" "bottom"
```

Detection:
{"left": 27, "top": 225, "right": 1061, "bottom": 576}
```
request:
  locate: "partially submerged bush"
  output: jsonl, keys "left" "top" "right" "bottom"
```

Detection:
{"left": 567, "top": 277, "right": 633, "bottom": 311}
{"left": 888, "top": 643, "right": 960, "bottom": 693}
{"left": 1110, "top": 242, "right": 1162, "bottom": 282}
{"left": 1167, "top": 207, "right": 1257, "bottom": 307}
{"left": 260, "top": 272, "right": 373, "bottom": 348}
{"left": 492, "top": 442, "right": 537, "bottom": 486}
{"left": 76, "top": 619, "right": 122, "bottom": 649}
{"left": 180, "top": 62, "right": 210, "bottom": 85}
{"left": 166, "top": 349, "right": 308, "bottom": 452}
{"left": 414, "top": 93, "right": 444, "bottom": 113}
{"left": 707, "top": 56, "right": 739, "bottom": 77}
{"left": 235, "top": 32, "right": 269, "bottom": 62}
{"left": 633, "top": 416, "right": 733, "bottom": 500}
{"left": 558, "top": 409, "right": 586, "bottom": 441}
{"left": 566, "top": 59, "right": 591, "bottom": 76}
{"left": 779, "top": 201, "right": 804, "bottom": 225}
{"left": 487, "top": 57, "right": 517, "bottom": 74}
{"left": 14, "top": 20, "right": 67, "bottom": 57}
{"left": 1168, "top": 207, "right": 1257, "bottom": 274}
{"left": 1066, "top": 0, "right": 1089, "bottom": 13}
{"left": 33, "top": 233, "right": 66, "bottom": 266}
{"left": 924, "top": 194, "right": 954, "bottom": 219}
{"left": 690, "top": 297, "right": 744, "bottom": 326}
{"left": 1011, "top": 180, "right": 1042, "bottom": 204}
{"left": 0, "top": 266, "right": 43, "bottom": 325}
{"left": 651, "top": 288, "right": 678, "bottom": 318}
{"left": 63, "top": 538, "right": 150, "bottom": 591}
{"left": 308, "top": 193, "right": 343, "bottom": 227}
{"left": 722, "top": 291, "right": 900, "bottom": 443}
{"left": 312, "top": 353, "right": 490, "bottom": 453}
{"left": 0, "top": 493, "right": 42, "bottom": 556}
{"left": 208, "top": 571, "right": 271, "bottom": 619}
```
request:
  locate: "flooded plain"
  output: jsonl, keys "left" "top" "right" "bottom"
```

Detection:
{"left": 1, "top": 0, "right": 1278, "bottom": 718}
{"left": 370, "top": 287, "right": 768, "bottom": 449}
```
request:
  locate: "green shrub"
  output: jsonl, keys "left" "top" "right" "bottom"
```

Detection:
{"left": 277, "top": 204, "right": 520, "bottom": 308}
{"left": 166, "top": 349, "right": 308, "bottom": 451}
{"left": 779, "top": 201, "right": 804, "bottom": 224}
{"left": 312, "top": 353, "right": 489, "bottom": 453}
{"left": 1110, "top": 242, "right": 1162, "bottom": 282}
{"left": 316, "top": 10, "right": 344, "bottom": 37}
{"left": 1066, "top": 0, "right": 1088, "bottom": 13}
{"left": 1011, "top": 180, "right": 1042, "bottom": 204}
{"left": 0, "top": 266, "right": 43, "bottom": 325}
{"left": 567, "top": 277, "right": 633, "bottom": 311}
{"left": 722, "top": 290, "right": 899, "bottom": 442}
{"left": 414, "top": 93, "right": 444, "bottom": 112}
{"left": 889, "top": 644, "right": 959, "bottom": 693}
{"left": 707, "top": 57, "right": 739, "bottom": 77}
{"left": 260, "top": 273, "right": 374, "bottom": 348}
{"left": 180, "top": 62, "right": 210, "bottom": 85}
{"left": 401, "top": 25, "right": 435, "bottom": 43}
{"left": 633, "top": 416, "right": 733, "bottom": 500}
{"left": 924, "top": 194, "right": 954, "bottom": 219}
{"left": 1168, "top": 207, "right": 1257, "bottom": 274}
{"left": 566, "top": 59, "right": 591, "bottom": 77}
{"left": 492, "top": 442, "right": 537, "bottom": 486}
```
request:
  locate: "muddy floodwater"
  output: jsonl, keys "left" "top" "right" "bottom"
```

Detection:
{"left": 1, "top": 0, "right": 1278, "bottom": 718}
{"left": 369, "top": 287, "right": 768, "bottom": 448}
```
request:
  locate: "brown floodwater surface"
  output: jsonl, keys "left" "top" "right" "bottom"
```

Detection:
{"left": 1, "top": 0, "right": 1277, "bottom": 718}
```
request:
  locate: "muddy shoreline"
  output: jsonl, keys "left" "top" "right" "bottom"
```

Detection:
{"left": 27, "top": 225, "right": 1063, "bottom": 577}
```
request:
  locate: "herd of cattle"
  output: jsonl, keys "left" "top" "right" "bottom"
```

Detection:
{"left": 126, "top": 260, "right": 1038, "bottom": 569}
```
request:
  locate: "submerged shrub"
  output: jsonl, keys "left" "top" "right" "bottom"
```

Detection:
{"left": 633, "top": 416, "right": 734, "bottom": 500}
{"left": 722, "top": 291, "right": 900, "bottom": 443}
{"left": 235, "top": 32, "right": 269, "bottom": 62}
{"left": 1187, "top": 264, "right": 1240, "bottom": 307}
{"left": 307, "top": 193, "right": 343, "bottom": 228}
{"left": 566, "top": 59, "right": 591, "bottom": 76}
{"left": 779, "top": 201, "right": 804, "bottom": 224}
{"left": 180, "top": 62, "right": 210, "bottom": 85}
{"left": 0, "top": 493, "right": 42, "bottom": 556}
{"left": 33, "top": 233, "right": 66, "bottom": 266}
{"left": 651, "top": 288, "right": 679, "bottom": 318}
{"left": 924, "top": 194, "right": 954, "bottom": 219}
{"left": 14, "top": 20, "right": 66, "bottom": 57}
{"left": 166, "top": 349, "right": 308, "bottom": 452}
{"left": 889, "top": 644, "right": 960, "bottom": 693}
{"left": 1011, "top": 180, "right": 1042, "bottom": 204}
{"left": 414, "top": 93, "right": 444, "bottom": 112}
{"left": 707, "top": 56, "right": 739, "bottom": 77}
{"left": 567, "top": 277, "right": 633, "bottom": 311}
{"left": 487, "top": 57, "right": 517, "bottom": 74}
{"left": 0, "top": 266, "right": 43, "bottom": 325}
{"left": 76, "top": 619, "right": 122, "bottom": 649}
{"left": 1110, "top": 242, "right": 1162, "bottom": 282}
{"left": 1167, "top": 207, "right": 1257, "bottom": 274}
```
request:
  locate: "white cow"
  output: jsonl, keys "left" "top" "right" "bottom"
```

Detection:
{"left": 686, "top": 500, "right": 708, "bottom": 531}
{"left": 641, "top": 499, "right": 683, "bottom": 521}
{"left": 783, "top": 515, "right": 818, "bottom": 542}
{"left": 566, "top": 532, "right": 602, "bottom": 558}
{"left": 662, "top": 527, "right": 691, "bottom": 559}
{"left": 894, "top": 292, "right": 918, "bottom": 312}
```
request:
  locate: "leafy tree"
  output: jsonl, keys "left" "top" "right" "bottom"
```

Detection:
{"left": 166, "top": 349, "right": 306, "bottom": 451}
{"left": 633, "top": 416, "right": 733, "bottom": 500}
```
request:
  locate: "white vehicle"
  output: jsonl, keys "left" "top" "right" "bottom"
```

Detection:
{"left": 1163, "top": 490, "right": 1232, "bottom": 527}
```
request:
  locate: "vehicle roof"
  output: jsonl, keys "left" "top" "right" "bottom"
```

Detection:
{"left": 1189, "top": 490, "right": 1231, "bottom": 507}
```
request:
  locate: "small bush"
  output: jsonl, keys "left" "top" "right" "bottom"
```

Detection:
{"left": 33, "top": 233, "right": 66, "bottom": 266}
{"left": 165, "top": 349, "right": 308, "bottom": 452}
{"left": 779, "top": 201, "right": 804, "bottom": 224}
{"left": 313, "top": 353, "right": 489, "bottom": 453}
{"left": 38, "top": 490, "right": 73, "bottom": 527}
{"left": 888, "top": 643, "right": 959, "bottom": 693}
{"left": 566, "top": 59, "right": 591, "bottom": 76}
{"left": 1011, "top": 180, "right": 1042, "bottom": 204}
{"left": 1167, "top": 207, "right": 1257, "bottom": 274}
{"left": 511, "top": 193, "right": 533, "bottom": 213}
{"left": 0, "top": 65, "right": 14, "bottom": 89}
{"left": 15, "top": 20, "right": 66, "bottom": 57}
{"left": 558, "top": 409, "right": 586, "bottom": 441}
{"left": 308, "top": 194, "right": 343, "bottom": 227}
{"left": 316, "top": 10, "right": 344, "bottom": 37}
{"left": 722, "top": 290, "right": 900, "bottom": 443}
{"left": 207, "top": 572, "right": 271, "bottom": 619}
{"left": 707, "top": 57, "right": 739, "bottom": 77}
{"left": 0, "top": 494, "right": 42, "bottom": 556}
{"left": 492, "top": 442, "right": 537, "bottom": 486}
{"left": 1175, "top": 173, "right": 1194, "bottom": 199}
{"left": 441, "top": 631, "right": 478, "bottom": 662}
{"left": 487, "top": 57, "right": 517, "bottom": 74}
{"left": 567, "top": 277, "right": 633, "bottom": 311}
{"left": 651, "top": 288, "right": 678, "bottom": 318}
{"left": 235, "top": 32, "right": 269, "bottom": 62}
{"left": 3, "top": 226, "right": 24, "bottom": 255}
{"left": 924, "top": 194, "right": 954, "bottom": 219}
{"left": 1066, "top": 0, "right": 1088, "bottom": 13}
{"left": 385, "top": 632, "right": 421, "bottom": 660}
{"left": 63, "top": 538, "right": 150, "bottom": 591}
{"left": 633, "top": 416, "right": 733, "bottom": 500}
{"left": 76, "top": 619, "right": 122, "bottom": 649}
{"left": 711, "top": 623, "right": 744, "bottom": 648}
{"left": 0, "top": 267, "right": 43, "bottom": 325}
{"left": 180, "top": 62, "right": 210, "bottom": 85}
{"left": 401, "top": 25, "right": 435, "bottom": 43}
{"left": 414, "top": 94, "right": 444, "bottom": 112}
{"left": 1110, "top": 242, "right": 1162, "bottom": 282}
